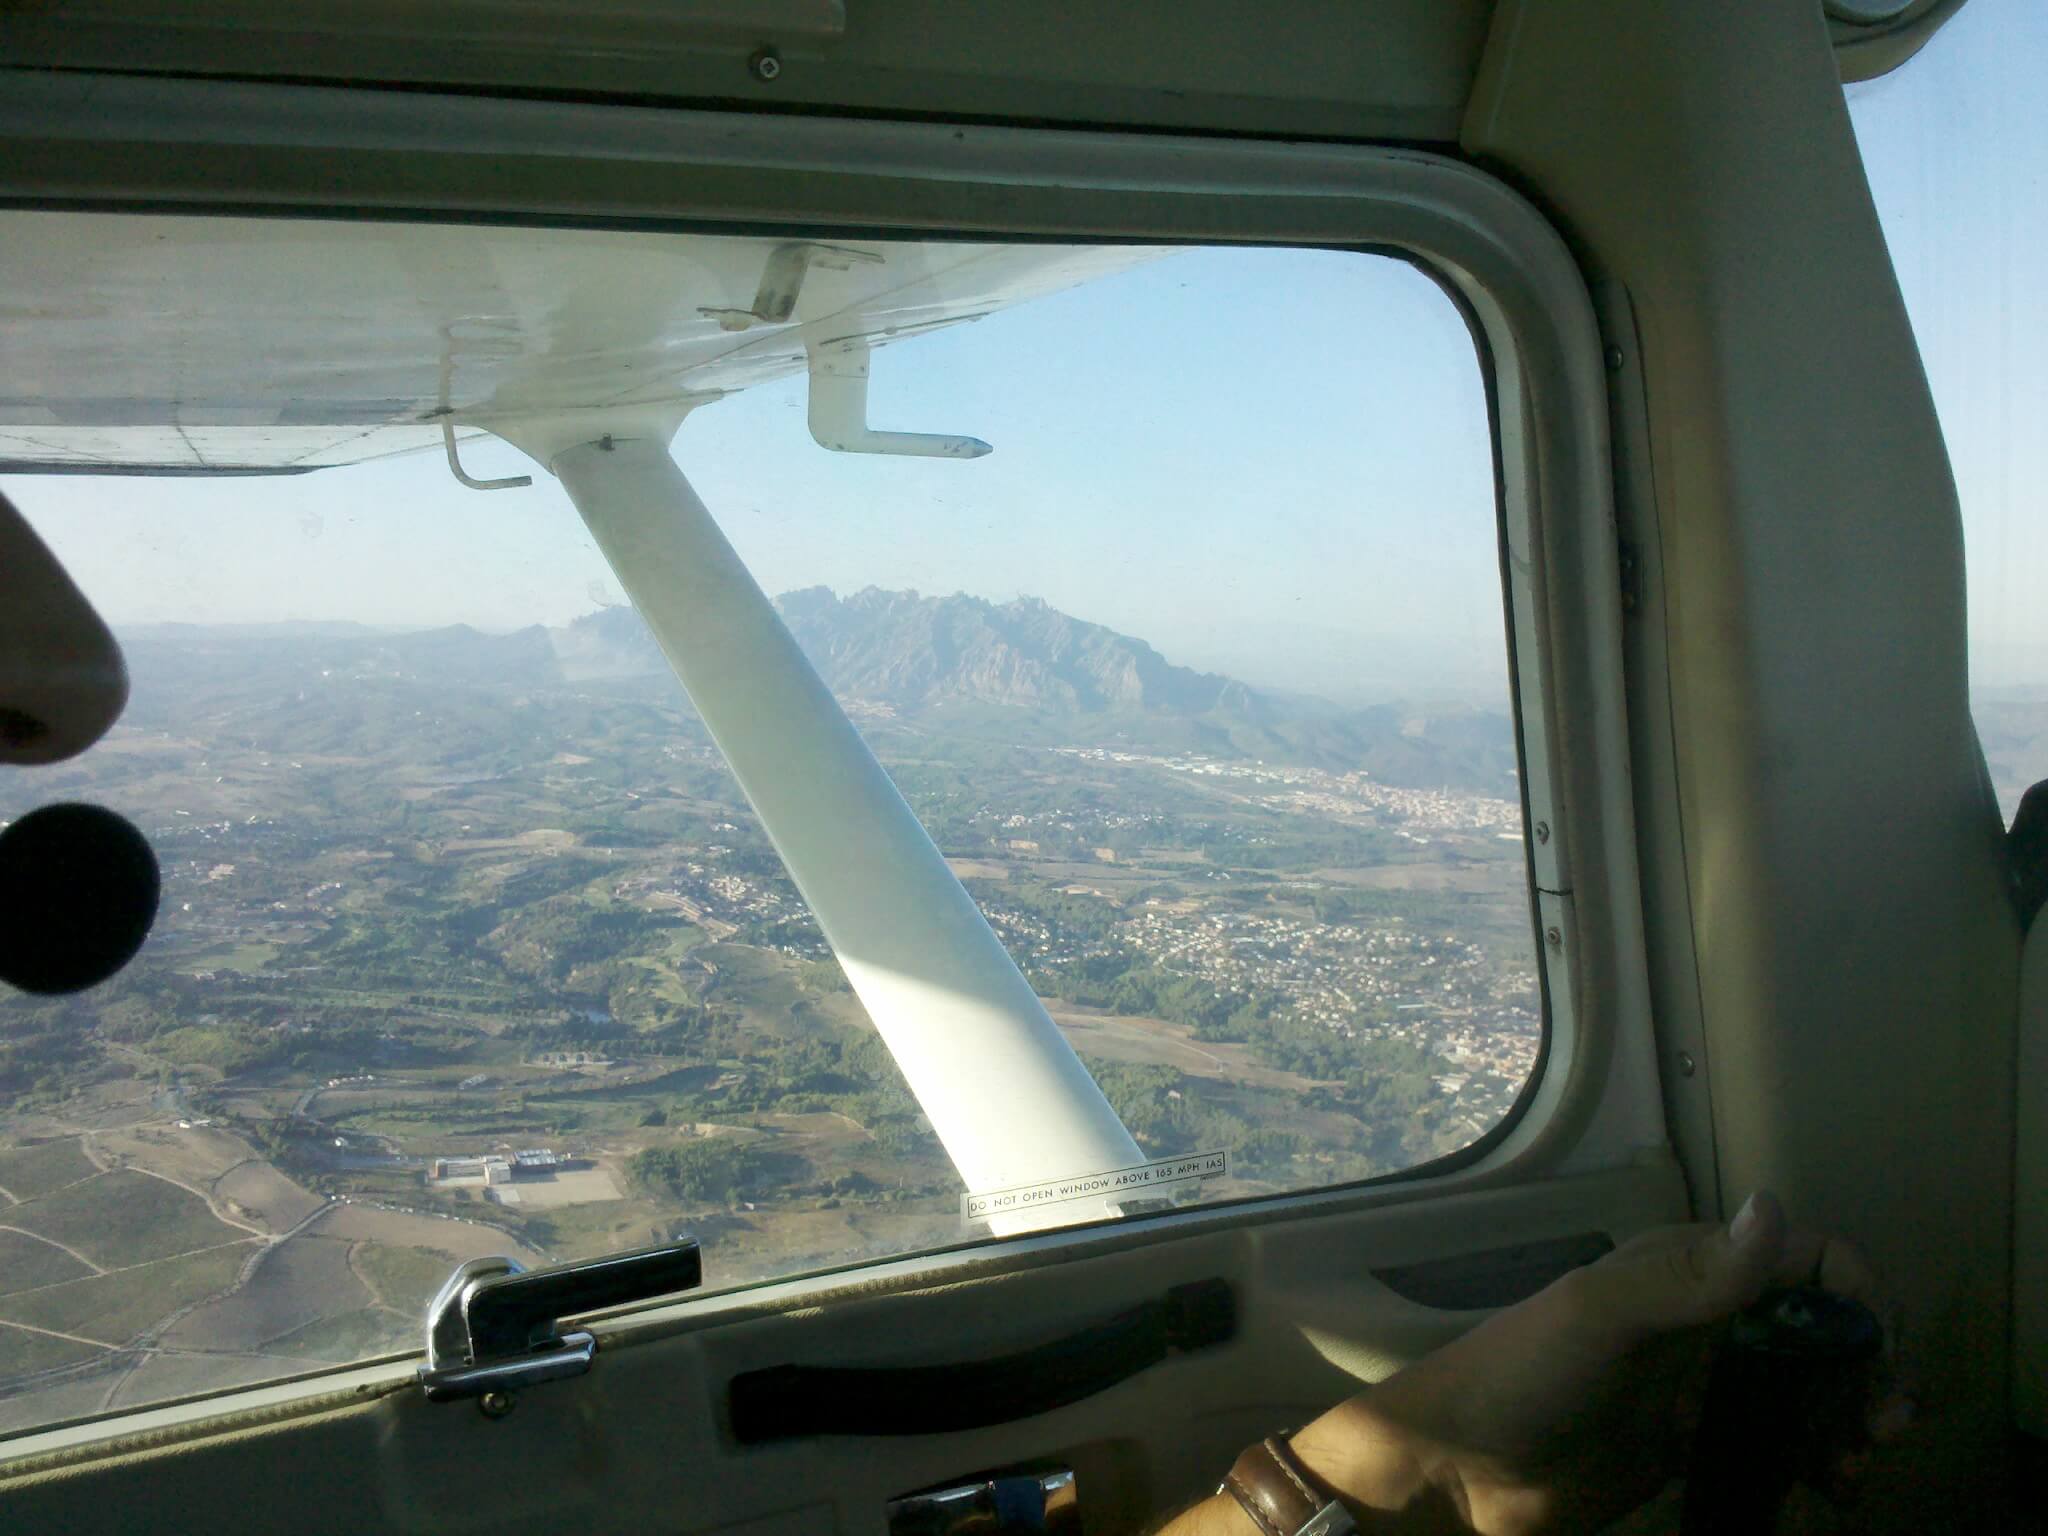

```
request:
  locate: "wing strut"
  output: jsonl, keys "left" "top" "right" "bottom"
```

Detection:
{"left": 503, "top": 421, "right": 1140, "bottom": 1232}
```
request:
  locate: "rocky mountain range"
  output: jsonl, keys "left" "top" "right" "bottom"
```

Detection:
{"left": 119, "top": 588, "right": 1522, "bottom": 792}
{"left": 555, "top": 586, "right": 1271, "bottom": 718}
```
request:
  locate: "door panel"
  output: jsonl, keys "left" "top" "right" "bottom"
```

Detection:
{"left": 0, "top": 1161, "right": 1684, "bottom": 1533}
{"left": 2017, "top": 906, "right": 2047, "bottom": 1436}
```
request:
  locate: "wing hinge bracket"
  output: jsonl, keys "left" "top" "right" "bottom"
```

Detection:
{"left": 699, "top": 241, "right": 883, "bottom": 331}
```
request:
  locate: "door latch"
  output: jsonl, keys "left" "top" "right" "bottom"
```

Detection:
{"left": 888, "top": 1469, "right": 1079, "bottom": 1535}
{"left": 419, "top": 1238, "right": 701, "bottom": 1406}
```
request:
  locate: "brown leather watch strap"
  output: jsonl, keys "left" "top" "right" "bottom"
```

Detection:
{"left": 1221, "top": 1434, "right": 1355, "bottom": 1536}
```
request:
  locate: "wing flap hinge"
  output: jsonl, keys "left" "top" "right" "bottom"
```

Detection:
{"left": 699, "top": 241, "right": 883, "bottom": 331}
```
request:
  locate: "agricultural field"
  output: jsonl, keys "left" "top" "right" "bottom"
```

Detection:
{"left": 0, "top": 1243, "right": 254, "bottom": 1346}
{"left": 0, "top": 1229, "right": 94, "bottom": 1294}
{"left": 0, "top": 1331, "right": 103, "bottom": 1380}
{"left": 1, "top": 1168, "right": 248, "bottom": 1270}
{"left": 0, "top": 1139, "right": 99, "bottom": 1202}
{"left": 165, "top": 1234, "right": 368, "bottom": 1353}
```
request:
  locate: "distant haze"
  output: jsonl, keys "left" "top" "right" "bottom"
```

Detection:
{"left": 109, "top": 587, "right": 1525, "bottom": 795}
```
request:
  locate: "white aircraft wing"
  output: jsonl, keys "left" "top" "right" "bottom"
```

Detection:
{"left": 0, "top": 211, "right": 1156, "bottom": 472}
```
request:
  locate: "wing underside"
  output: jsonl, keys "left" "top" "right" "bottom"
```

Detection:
{"left": 0, "top": 212, "right": 1157, "bottom": 473}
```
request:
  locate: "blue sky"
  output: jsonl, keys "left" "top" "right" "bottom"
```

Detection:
{"left": 6, "top": 5, "right": 2043, "bottom": 705}
{"left": 5, "top": 247, "right": 1502, "bottom": 706}
{"left": 1848, "top": 0, "right": 2048, "bottom": 691}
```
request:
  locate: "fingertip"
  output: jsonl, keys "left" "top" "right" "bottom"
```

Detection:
{"left": 1722, "top": 1190, "right": 1787, "bottom": 1306}
{"left": 1728, "top": 1191, "right": 1761, "bottom": 1245}
{"left": 1728, "top": 1188, "right": 1785, "bottom": 1250}
{"left": 1775, "top": 1229, "right": 1880, "bottom": 1305}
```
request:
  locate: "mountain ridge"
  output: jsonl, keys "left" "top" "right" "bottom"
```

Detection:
{"left": 559, "top": 585, "right": 1275, "bottom": 721}
{"left": 115, "top": 588, "right": 1521, "bottom": 792}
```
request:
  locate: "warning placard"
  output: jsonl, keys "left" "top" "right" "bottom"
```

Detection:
{"left": 962, "top": 1149, "right": 1228, "bottom": 1225}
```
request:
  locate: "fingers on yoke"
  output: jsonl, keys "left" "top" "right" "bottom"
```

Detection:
{"left": 1774, "top": 1230, "right": 1879, "bottom": 1305}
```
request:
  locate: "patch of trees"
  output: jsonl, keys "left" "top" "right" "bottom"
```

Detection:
{"left": 628, "top": 1138, "right": 760, "bottom": 1205}
{"left": 979, "top": 882, "right": 1123, "bottom": 941}
{"left": 1084, "top": 1058, "right": 1286, "bottom": 1172}
{"left": 639, "top": 1025, "right": 940, "bottom": 1163}
{"left": 1033, "top": 943, "right": 1446, "bottom": 1093}
{"left": 830, "top": 1033, "right": 937, "bottom": 1158}
{"left": 1200, "top": 827, "right": 1394, "bottom": 873}
{"left": 738, "top": 915, "right": 830, "bottom": 957}
{"left": 1039, "top": 954, "right": 1247, "bottom": 1039}
{"left": 798, "top": 960, "right": 850, "bottom": 995}
{"left": 0, "top": 998, "right": 109, "bottom": 1097}
{"left": 487, "top": 899, "right": 678, "bottom": 986}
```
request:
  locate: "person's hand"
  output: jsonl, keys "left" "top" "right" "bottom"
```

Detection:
{"left": 1283, "top": 1190, "right": 1906, "bottom": 1534}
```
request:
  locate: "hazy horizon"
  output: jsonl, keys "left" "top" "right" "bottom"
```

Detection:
{"left": 106, "top": 582, "right": 1513, "bottom": 711}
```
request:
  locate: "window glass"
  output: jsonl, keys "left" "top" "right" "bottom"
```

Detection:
{"left": 0, "top": 222, "right": 1537, "bottom": 1433}
{"left": 1848, "top": 0, "right": 2048, "bottom": 821}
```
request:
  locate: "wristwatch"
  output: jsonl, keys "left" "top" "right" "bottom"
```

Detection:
{"left": 1221, "top": 1435, "right": 1357, "bottom": 1536}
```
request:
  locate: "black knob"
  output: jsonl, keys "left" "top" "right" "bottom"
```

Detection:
{"left": 1681, "top": 1286, "right": 1882, "bottom": 1533}
{"left": 0, "top": 802, "right": 160, "bottom": 994}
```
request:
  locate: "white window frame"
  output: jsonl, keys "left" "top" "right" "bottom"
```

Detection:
{"left": 0, "top": 71, "right": 1664, "bottom": 1465}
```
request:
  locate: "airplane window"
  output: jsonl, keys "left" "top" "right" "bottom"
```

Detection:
{"left": 1848, "top": 0, "right": 2048, "bottom": 824}
{"left": 0, "top": 224, "right": 1537, "bottom": 1433}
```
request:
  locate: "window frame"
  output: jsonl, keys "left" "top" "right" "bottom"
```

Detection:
{"left": 0, "top": 71, "right": 1662, "bottom": 1463}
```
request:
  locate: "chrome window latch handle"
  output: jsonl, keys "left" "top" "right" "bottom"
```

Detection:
{"left": 418, "top": 1238, "right": 702, "bottom": 1407}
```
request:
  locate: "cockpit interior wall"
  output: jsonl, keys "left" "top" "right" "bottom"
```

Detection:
{"left": 0, "top": 0, "right": 2026, "bottom": 1531}
{"left": 0, "top": 0, "right": 1497, "bottom": 143}
{"left": 2021, "top": 908, "right": 2048, "bottom": 1436}
{"left": 1469, "top": 0, "right": 2020, "bottom": 1522}
{"left": 0, "top": 0, "right": 1953, "bottom": 123}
